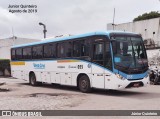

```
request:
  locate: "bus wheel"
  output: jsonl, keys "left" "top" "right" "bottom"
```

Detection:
{"left": 78, "top": 75, "right": 91, "bottom": 93}
{"left": 29, "top": 73, "right": 38, "bottom": 86}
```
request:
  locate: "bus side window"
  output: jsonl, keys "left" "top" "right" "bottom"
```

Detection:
{"left": 44, "top": 44, "right": 50, "bottom": 58}
{"left": 65, "top": 42, "right": 72, "bottom": 57}
{"left": 32, "top": 45, "right": 43, "bottom": 59}
{"left": 52, "top": 43, "right": 56, "bottom": 58}
{"left": 16, "top": 48, "right": 22, "bottom": 60}
{"left": 73, "top": 39, "right": 90, "bottom": 58}
{"left": 44, "top": 44, "right": 56, "bottom": 58}
{"left": 11, "top": 49, "right": 16, "bottom": 60}
{"left": 23, "top": 47, "right": 32, "bottom": 59}
{"left": 73, "top": 41, "right": 81, "bottom": 57}
{"left": 57, "top": 43, "right": 65, "bottom": 58}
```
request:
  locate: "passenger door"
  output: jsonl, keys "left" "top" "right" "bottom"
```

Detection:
{"left": 104, "top": 42, "right": 113, "bottom": 89}
{"left": 92, "top": 42, "right": 105, "bottom": 89}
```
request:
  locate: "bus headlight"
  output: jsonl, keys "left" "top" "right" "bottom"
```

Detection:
{"left": 145, "top": 74, "right": 148, "bottom": 78}
{"left": 116, "top": 74, "right": 126, "bottom": 80}
{"left": 145, "top": 71, "right": 151, "bottom": 78}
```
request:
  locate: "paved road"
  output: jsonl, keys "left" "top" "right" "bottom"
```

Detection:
{"left": 0, "top": 77, "right": 160, "bottom": 119}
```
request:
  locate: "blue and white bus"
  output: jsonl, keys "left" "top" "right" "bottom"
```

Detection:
{"left": 11, "top": 31, "right": 149, "bottom": 93}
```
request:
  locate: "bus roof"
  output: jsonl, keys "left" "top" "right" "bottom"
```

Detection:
{"left": 12, "top": 31, "right": 139, "bottom": 48}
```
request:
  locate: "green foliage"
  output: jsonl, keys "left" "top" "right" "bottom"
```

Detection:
{"left": 133, "top": 11, "right": 160, "bottom": 22}
{"left": 0, "top": 59, "right": 10, "bottom": 72}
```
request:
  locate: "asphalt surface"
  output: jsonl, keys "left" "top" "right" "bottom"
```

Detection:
{"left": 0, "top": 77, "right": 160, "bottom": 119}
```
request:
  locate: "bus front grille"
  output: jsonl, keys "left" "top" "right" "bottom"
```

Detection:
{"left": 125, "top": 81, "right": 144, "bottom": 88}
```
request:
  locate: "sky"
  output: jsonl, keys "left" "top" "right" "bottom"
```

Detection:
{"left": 0, "top": 0, "right": 160, "bottom": 39}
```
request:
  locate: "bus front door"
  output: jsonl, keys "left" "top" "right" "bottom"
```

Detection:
{"left": 92, "top": 42, "right": 105, "bottom": 89}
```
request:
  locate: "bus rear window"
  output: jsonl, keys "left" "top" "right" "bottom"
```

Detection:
{"left": 11, "top": 49, "right": 16, "bottom": 60}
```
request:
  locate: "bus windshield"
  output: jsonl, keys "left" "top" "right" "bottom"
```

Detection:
{"left": 111, "top": 35, "right": 148, "bottom": 74}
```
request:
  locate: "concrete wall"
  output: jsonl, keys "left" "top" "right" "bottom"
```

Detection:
{"left": 107, "top": 17, "right": 160, "bottom": 47}
{"left": 0, "top": 36, "right": 40, "bottom": 59}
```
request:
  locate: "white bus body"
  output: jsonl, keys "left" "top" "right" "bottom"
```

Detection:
{"left": 11, "top": 31, "right": 150, "bottom": 92}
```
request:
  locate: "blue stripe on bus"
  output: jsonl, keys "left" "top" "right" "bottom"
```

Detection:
{"left": 12, "top": 31, "right": 109, "bottom": 48}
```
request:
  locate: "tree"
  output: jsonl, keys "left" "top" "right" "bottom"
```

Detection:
{"left": 133, "top": 11, "right": 160, "bottom": 22}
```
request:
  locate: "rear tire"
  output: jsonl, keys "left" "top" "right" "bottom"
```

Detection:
{"left": 78, "top": 75, "right": 91, "bottom": 93}
{"left": 29, "top": 73, "right": 42, "bottom": 86}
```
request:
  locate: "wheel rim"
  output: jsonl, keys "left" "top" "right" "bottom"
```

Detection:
{"left": 31, "top": 76, "right": 35, "bottom": 85}
{"left": 81, "top": 79, "right": 88, "bottom": 89}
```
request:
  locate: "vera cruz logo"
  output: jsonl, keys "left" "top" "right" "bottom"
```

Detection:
{"left": 33, "top": 63, "right": 45, "bottom": 69}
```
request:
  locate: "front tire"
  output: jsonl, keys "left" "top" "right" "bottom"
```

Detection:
{"left": 78, "top": 75, "right": 91, "bottom": 93}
